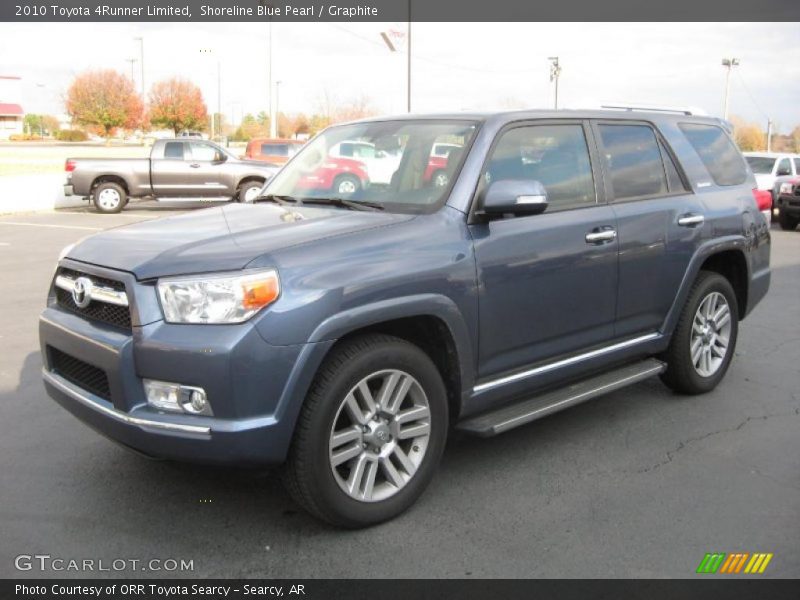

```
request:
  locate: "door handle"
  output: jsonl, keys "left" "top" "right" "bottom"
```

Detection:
{"left": 585, "top": 228, "right": 617, "bottom": 244}
{"left": 677, "top": 214, "right": 704, "bottom": 227}
{"left": 189, "top": 163, "right": 201, "bottom": 168}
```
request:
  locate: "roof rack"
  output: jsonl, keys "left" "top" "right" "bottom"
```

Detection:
{"left": 600, "top": 103, "right": 707, "bottom": 116}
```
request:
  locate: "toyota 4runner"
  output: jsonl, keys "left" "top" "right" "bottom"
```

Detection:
{"left": 40, "top": 109, "right": 771, "bottom": 527}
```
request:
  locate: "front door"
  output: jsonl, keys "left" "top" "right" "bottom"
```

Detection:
{"left": 469, "top": 121, "right": 619, "bottom": 380}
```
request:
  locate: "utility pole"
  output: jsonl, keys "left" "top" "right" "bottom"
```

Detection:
{"left": 134, "top": 37, "right": 145, "bottom": 101}
{"left": 125, "top": 58, "right": 137, "bottom": 84}
{"left": 548, "top": 57, "right": 561, "bottom": 109}
{"left": 721, "top": 57, "right": 739, "bottom": 120}
{"left": 217, "top": 60, "right": 222, "bottom": 140}
{"left": 268, "top": 21, "right": 275, "bottom": 138}
{"left": 275, "top": 81, "right": 282, "bottom": 136}
{"left": 767, "top": 119, "right": 773, "bottom": 152}
{"left": 407, "top": 0, "right": 411, "bottom": 113}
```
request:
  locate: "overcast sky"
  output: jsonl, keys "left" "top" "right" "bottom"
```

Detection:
{"left": 1, "top": 22, "right": 798, "bottom": 132}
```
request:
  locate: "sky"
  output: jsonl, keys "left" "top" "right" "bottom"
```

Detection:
{"left": 0, "top": 22, "right": 798, "bottom": 132}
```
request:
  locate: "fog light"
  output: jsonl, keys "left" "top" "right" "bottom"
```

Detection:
{"left": 143, "top": 379, "right": 212, "bottom": 416}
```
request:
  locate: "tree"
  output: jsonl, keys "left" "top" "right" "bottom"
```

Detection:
{"left": 23, "top": 114, "right": 60, "bottom": 137}
{"left": 66, "top": 69, "right": 143, "bottom": 137}
{"left": 148, "top": 78, "right": 208, "bottom": 136}
{"left": 791, "top": 126, "right": 800, "bottom": 154}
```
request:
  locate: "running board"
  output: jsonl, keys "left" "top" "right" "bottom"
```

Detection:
{"left": 457, "top": 359, "right": 666, "bottom": 437}
{"left": 155, "top": 197, "right": 233, "bottom": 202}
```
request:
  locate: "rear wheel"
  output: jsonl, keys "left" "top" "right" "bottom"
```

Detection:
{"left": 778, "top": 210, "right": 799, "bottom": 231}
{"left": 660, "top": 271, "right": 738, "bottom": 395}
{"left": 283, "top": 334, "right": 448, "bottom": 528}
{"left": 93, "top": 182, "right": 126, "bottom": 214}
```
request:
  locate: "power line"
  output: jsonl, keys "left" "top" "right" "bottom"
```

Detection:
{"left": 734, "top": 69, "right": 769, "bottom": 121}
{"left": 328, "top": 24, "right": 538, "bottom": 75}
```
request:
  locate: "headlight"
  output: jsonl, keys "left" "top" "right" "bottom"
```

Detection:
{"left": 157, "top": 268, "right": 280, "bottom": 324}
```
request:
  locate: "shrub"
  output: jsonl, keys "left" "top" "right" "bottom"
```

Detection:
{"left": 56, "top": 129, "right": 89, "bottom": 142}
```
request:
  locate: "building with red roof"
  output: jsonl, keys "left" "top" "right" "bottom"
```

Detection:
{"left": 0, "top": 76, "right": 24, "bottom": 139}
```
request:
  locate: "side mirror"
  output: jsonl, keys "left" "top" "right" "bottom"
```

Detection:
{"left": 214, "top": 152, "right": 227, "bottom": 163}
{"left": 481, "top": 179, "right": 548, "bottom": 216}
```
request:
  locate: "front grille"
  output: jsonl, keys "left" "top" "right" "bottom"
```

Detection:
{"left": 49, "top": 346, "right": 111, "bottom": 401}
{"left": 55, "top": 268, "right": 132, "bottom": 330}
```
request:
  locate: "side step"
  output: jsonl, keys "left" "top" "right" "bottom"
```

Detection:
{"left": 457, "top": 358, "right": 666, "bottom": 437}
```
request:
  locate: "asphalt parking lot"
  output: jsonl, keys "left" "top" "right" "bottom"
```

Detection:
{"left": 0, "top": 203, "right": 798, "bottom": 578}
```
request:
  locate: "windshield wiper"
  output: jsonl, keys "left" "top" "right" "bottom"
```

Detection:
{"left": 301, "top": 197, "right": 384, "bottom": 212}
{"left": 252, "top": 194, "right": 303, "bottom": 206}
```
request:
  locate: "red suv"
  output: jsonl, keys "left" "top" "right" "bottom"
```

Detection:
{"left": 245, "top": 138, "right": 304, "bottom": 165}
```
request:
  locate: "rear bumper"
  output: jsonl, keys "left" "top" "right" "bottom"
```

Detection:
{"left": 63, "top": 184, "right": 74, "bottom": 197}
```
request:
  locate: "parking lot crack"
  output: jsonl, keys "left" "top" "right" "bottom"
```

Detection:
{"left": 635, "top": 408, "right": 800, "bottom": 474}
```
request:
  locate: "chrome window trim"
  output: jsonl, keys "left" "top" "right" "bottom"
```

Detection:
{"left": 55, "top": 274, "right": 129, "bottom": 307}
{"left": 43, "top": 369, "right": 211, "bottom": 436}
{"left": 473, "top": 333, "right": 661, "bottom": 393}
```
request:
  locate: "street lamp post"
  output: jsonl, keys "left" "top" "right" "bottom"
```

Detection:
{"left": 275, "top": 81, "right": 282, "bottom": 137}
{"left": 125, "top": 58, "right": 137, "bottom": 84}
{"left": 380, "top": 13, "right": 412, "bottom": 113}
{"left": 134, "top": 37, "right": 145, "bottom": 100}
{"left": 721, "top": 57, "right": 739, "bottom": 120}
{"left": 548, "top": 57, "right": 561, "bottom": 110}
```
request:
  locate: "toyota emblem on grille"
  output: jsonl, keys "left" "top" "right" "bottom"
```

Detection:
{"left": 72, "top": 277, "right": 94, "bottom": 308}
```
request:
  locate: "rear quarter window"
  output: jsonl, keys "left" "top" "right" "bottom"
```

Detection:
{"left": 679, "top": 123, "right": 747, "bottom": 186}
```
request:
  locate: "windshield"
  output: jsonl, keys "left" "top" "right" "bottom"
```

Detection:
{"left": 262, "top": 119, "right": 478, "bottom": 213}
{"left": 746, "top": 156, "right": 776, "bottom": 174}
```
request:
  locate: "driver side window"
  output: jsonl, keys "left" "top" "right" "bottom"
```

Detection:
{"left": 485, "top": 124, "right": 596, "bottom": 209}
{"left": 190, "top": 142, "right": 219, "bottom": 162}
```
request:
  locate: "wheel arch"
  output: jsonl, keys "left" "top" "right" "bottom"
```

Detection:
{"left": 661, "top": 236, "right": 751, "bottom": 337}
{"left": 91, "top": 175, "right": 130, "bottom": 196}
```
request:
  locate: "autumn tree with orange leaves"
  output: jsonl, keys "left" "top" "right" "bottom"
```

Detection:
{"left": 66, "top": 69, "right": 144, "bottom": 137}
{"left": 148, "top": 78, "right": 208, "bottom": 136}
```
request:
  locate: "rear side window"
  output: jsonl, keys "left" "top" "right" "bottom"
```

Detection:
{"left": 679, "top": 123, "right": 747, "bottom": 186}
{"left": 794, "top": 158, "right": 800, "bottom": 173}
{"left": 262, "top": 143, "right": 289, "bottom": 156}
{"left": 164, "top": 142, "right": 184, "bottom": 159}
{"left": 598, "top": 124, "right": 667, "bottom": 200}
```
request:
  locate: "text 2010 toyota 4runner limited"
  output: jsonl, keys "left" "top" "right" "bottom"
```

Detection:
{"left": 40, "top": 110, "right": 771, "bottom": 527}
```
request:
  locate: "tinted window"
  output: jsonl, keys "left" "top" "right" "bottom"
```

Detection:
{"left": 776, "top": 158, "right": 792, "bottom": 176}
{"left": 262, "top": 143, "right": 290, "bottom": 156}
{"left": 659, "top": 140, "right": 687, "bottom": 193}
{"left": 794, "top": 158, "right": 800, "bottom": 173}
{"left": 599, "top": 124, "right": 667, "bottom": 200}
{"left": 681, "top": 123, "right": 747, "bottom": 186}
{"left": 745, "top": 156, "right": 776, "bottom": 174}
{"left": 486, "top": 124, "right": 595, "bottom": 208}
{"left": 190, "top": 142, "right": 218, "bottom": 161}
{"left": 164, "top": 142, "right": 184, "bottom": 159}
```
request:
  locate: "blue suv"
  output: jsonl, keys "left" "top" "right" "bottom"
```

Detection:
{"left": 40, "top": 109, "right": 771, "bottom": 527}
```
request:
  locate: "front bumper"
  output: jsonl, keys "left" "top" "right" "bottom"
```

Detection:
{"left": 777, "top": 193, "right": 800, "bottom": 217}
{"left": 39, "top": 261, "right": 317, "bottom": 466}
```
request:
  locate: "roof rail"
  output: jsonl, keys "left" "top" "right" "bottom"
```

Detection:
{"left": 600, "top": 103, "right": 707, "bottom": 116}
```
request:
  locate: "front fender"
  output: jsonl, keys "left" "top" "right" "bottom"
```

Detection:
{"left": 307, "top": 293, "right": 476, "bottom": 394}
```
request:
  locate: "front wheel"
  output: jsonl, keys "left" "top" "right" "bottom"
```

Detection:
{"left": 333, "top": 174, "right": 360, "bottom": 196}
{"left": 237, "top": 180, "right": 264, "bottom": 203}
{"left": 660, "top": 271, "right": 738, "bottom": 395}
{"left": 283, "top": 334, "right": 448, "bottom": 528}
{"left": 778, "top": 210, "right": 799, "bottom": 231}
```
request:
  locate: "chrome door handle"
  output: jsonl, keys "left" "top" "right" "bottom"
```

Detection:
{"left": 189, "top": 163, "right": 201, "bottom": 168}
{"left": 677, "top": 214, "right": 705, "bottom": 227}
{"left": 585, "top": 229, "right": 617, "bottom": 244}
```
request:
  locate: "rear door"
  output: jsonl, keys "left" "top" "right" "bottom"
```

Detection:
{"left": 591, "top": 120, "right": 704, "bottom": 337}
{"left": 150, "top": 141, "right": 202, "bottom": 197}
{"left": 470, "top": 120, "right": 619, "bottom": 380}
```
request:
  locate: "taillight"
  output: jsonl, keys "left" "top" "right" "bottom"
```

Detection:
{"left": 752, "top": 188, "right": 772, "bottom": 212}
{"left": 65, "top": 159, "right": 76, "bottom": 172}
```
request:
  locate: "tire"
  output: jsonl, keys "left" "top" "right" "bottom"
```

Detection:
{"left": 333, "top": 174, "right": 360, "bottom": 196}
{"left": 283, "top": 334, "right": 448, "bottom": 528}
{"left": 431, "top": 170, "right": 449, "bottom": 188}
{"left": 93, "top": 182, "right": 126, "bottom": 214}
{"left": 778, "top": 210, "right": 799, "bottom": 231}
{"left": 237, "top": 180, "right": 264, "bottom": 203}
{"left": 660, "top": 271, "right": 739, "bottom": 395}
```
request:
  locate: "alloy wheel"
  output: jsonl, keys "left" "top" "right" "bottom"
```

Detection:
{"left": 690, "top": 291, "right": 732, "bottom": 377}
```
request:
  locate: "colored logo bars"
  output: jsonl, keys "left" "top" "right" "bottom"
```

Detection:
{"left": 696, "top": 553, "right": 773, "bottom": 574}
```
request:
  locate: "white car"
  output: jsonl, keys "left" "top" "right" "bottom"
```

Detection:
{"left": 329, "top": 140, "right": 402, "bottom": 185}
{"left": 744, "top": 152, "right": 799, "bottom": 192}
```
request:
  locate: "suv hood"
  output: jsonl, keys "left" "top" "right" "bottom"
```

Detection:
{"left": 68, "top": 203, "right": 414, "bottom": 280}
